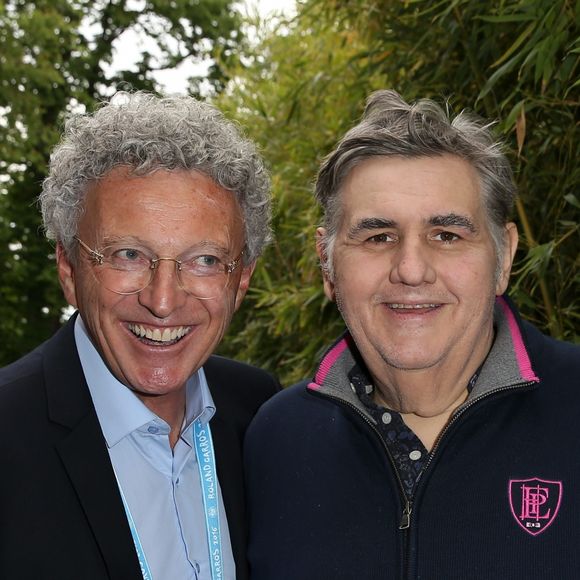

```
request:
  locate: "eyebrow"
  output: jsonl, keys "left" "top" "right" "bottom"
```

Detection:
{"left": 347, "top": 213, "right": 478, "bottom": 238}
{"left": 348, "top": 218, "right": 397, "bottom": 238}
{"left": 100, "top": 236, "right": 232, "bottom": 256}
{"left": 429, "top": 213, "right": 477, "bottom": 233}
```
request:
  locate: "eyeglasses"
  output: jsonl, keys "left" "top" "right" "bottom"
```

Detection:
{"left": 75, "top": 236, "right": 244, "bottom": 300}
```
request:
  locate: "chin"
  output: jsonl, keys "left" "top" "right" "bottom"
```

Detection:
{"left": 128, "top": 370, "right": 186, "bottom": 393}
{"left": 381, "top": 351, "right": 441, "bottom": 372}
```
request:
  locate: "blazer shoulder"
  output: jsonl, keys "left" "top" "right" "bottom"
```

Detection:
{"left": 0, "top": 345, "right": 46, "bottom": 420}
{"left": 0, "top": 343, "right": 44, "bottom": 385}
{"left": 1, "top": 316, "right": 78, "bottom": 392}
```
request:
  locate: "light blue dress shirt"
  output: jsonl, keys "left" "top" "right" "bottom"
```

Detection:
{"left": 74, "top": 316, "right": 235, "bottom": 580}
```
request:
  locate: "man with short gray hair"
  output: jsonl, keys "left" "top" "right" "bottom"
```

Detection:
{"left": 245, "top": 90, "right": 580, "bottom": 579}
{"left": 0, "top": 92, "right": 279, "bottom": 580}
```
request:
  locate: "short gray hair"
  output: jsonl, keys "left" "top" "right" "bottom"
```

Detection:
{"left": 40, "top": 91, "right": 271, "bottom": 263}
{"left": 315, "top": 90, "right": 517, "bottom": 277}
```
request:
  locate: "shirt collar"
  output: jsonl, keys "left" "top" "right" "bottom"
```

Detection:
{"left": 74, "top": 315, "right": 215, "bottom": 448}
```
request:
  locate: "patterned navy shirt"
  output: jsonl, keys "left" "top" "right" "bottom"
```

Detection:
{"left": 349, "top": 363, "right": 427, "bottom": 499}
{"left": 349, "top": 361, "right": 480, "bottom": 500}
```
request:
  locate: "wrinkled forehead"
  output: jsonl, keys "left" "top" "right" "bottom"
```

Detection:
{"left": 78, "top": 166, "right": 244, "bottom": 252}
{"left": 335, "top": 154, "right": 485, "bottom": 227}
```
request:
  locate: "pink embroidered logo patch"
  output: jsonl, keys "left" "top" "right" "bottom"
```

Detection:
{"left": 509, "top": 478, "right": 562, "bottom": 536}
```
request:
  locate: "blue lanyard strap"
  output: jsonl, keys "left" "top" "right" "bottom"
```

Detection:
{"left": 116, "top": 474, "right": 153, "bottom": 580}
{"left": 117, "top": 420, "right": 224, "bottom": 580}
{"left": 194, "top": 420, "right": 224, "bottom": 580}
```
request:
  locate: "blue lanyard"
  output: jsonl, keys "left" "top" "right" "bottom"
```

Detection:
{"left": 116, "top": 475, "right": 153, "bottom": 580}
{"left": 194, "top": 420, "right": 223, "bottom": 580}
{"left": 117, "top": 420, "right": 223, "bottom": 580}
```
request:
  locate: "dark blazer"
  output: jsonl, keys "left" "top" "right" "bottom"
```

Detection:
{"left": 0, "top": 315, "right": 279, "bottom": 580}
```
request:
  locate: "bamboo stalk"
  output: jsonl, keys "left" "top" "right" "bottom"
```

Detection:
{"left": 515, "top": 197, "right": 560, "bottom": 336}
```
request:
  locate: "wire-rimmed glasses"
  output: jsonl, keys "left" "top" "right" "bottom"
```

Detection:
{"left": 75, "top": 236, "right": 243, "bottom": 300}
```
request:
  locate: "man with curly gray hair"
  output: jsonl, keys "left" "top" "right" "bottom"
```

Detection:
{"left": 245, "top": 90, "right": 580, "bottom": 579}
{"left": 0, "top": 91, "right": 279, "bottom": 580}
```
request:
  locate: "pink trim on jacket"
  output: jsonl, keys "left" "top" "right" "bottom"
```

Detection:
{"left": 498, "top": 296, "right": 539, "bottom": 382}
{"left": 308, "top": 338, "right": 349, "bottom": 390}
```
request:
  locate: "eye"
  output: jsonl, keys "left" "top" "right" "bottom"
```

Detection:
{"left": 107, "top": 247, "right": 150, "bottom": 269}
{"left": 367, "top": 232, "right": 396, "bottom": 244}
{"left": 197, "top": 255, "right": 220, "bottom": 267}
{"left": 182, "top": 254, "right": 224, "bottom": 276}
{"left": 115, "top": 248, "right": 142, "bottom": 261}
{"left": 433, "top": 231, "right": 460, "bottom": 243}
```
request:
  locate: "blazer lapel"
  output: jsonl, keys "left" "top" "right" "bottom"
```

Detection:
{"left": 44, "top": 316, "right": 142, "bottom": 580}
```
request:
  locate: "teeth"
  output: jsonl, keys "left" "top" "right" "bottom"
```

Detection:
{"left": 129, "top": 324, "right": 190, "bottom": 342}
{"left": 389, "top": 303, "right": 438, "bottom": 309}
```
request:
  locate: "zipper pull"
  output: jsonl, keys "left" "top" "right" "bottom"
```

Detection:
{"left": 399, "top": 502, "right": 412, "bottom": 530}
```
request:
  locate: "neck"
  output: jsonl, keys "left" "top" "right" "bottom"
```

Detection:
{"left": 138, "top": 389, "right": 187, "bottom": 449}
{"left": 371, "top": 341, "right": 492, "bottom": 451}
{"left": 376, "top": 387, "right": 469, "bottom": 451}
{"left": 373, "top": 372, "right": 470, "bottom": 451}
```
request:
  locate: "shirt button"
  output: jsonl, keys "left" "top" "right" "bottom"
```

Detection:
{"left": 409, "top": 450, "right": 422, "bottom": 461}
{"left": 381, "top": 412, "right": 392, "bottom": 424}
{"left": 147, "top": 426, "right": 159, "bottom": 434}
{"left": 194, "top": 561, "right": 201, "bottom": 573}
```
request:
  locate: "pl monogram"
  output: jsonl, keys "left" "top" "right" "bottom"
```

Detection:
{"left": 509, "top": 478, "right": 562, "bottom": 537}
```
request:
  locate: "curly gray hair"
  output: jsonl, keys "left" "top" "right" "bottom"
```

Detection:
{"left": 315, "top": 90, "right": 517, "bottom": 279}
{"left": 40, "top": 91, "right": 271, "bottom": 263}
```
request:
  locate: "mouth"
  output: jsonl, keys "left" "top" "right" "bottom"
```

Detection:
{"left": 128, "top": 323, "right": 191, "bottom": 346}
{"left": 387, "top": 303, "right": 441, "bottom": 311}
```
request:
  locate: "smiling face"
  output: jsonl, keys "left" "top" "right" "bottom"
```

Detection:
{"left": 57, "top": 166, "right": 252, "bottom": 404}
{"left": 319, "top": 154, "right": 518, "bottom": 392}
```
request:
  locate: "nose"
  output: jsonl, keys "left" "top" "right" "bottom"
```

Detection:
{"left": 137, "top": 259, "right": 187, "bottom": 317}
{"left": 388, "top": 237, "right": 436, "bottom": 286}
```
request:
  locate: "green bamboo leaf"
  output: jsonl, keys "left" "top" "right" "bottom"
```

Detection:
{"left": 564, "top": 194, "right": 580, "bottom": 209}
{"left": 477, "top": 14, "right": 537, "bottom": 23}
{"left": 534, "top": 39, "right": 551, "bottom": 85}
{"left": 491, "top": 21, "right": 537, "bottom": 68}
{"left": 479, "top": 55, "right": 522, "bottom": 101}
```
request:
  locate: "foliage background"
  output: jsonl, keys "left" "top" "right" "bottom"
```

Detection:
{"left": 1, "top": 0, "right": 578, "bottom": 385}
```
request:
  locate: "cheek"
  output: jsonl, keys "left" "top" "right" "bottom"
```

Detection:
{"left": 74, "top": 280, "right": 99, "bottom": 317}
{"left": 207, "top": 293, "right": 237, "bottom": 330}
{"left": 338, "top": 269, "right": 381, "bottom": 303}
{"left": 443, "top": 256, "right": 495, "bottom": 294}
{"left": 76, "top": 282, "right": 126, "bottom": 335}
{"left": 333, "top": 278, "right": 369, "bottom": 321}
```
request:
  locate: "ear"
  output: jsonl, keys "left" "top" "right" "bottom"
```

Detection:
{"left": 56, "top": 242, "right": 78, "bottom": 308}
{"left": 495, "top": 222, "right": 519, "bottom": 295}
{"left": 316, "top": 227, "right": 336, "bottom": 302}
{"left": 234, "top": 261, "right": 256, "bottom": 311}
